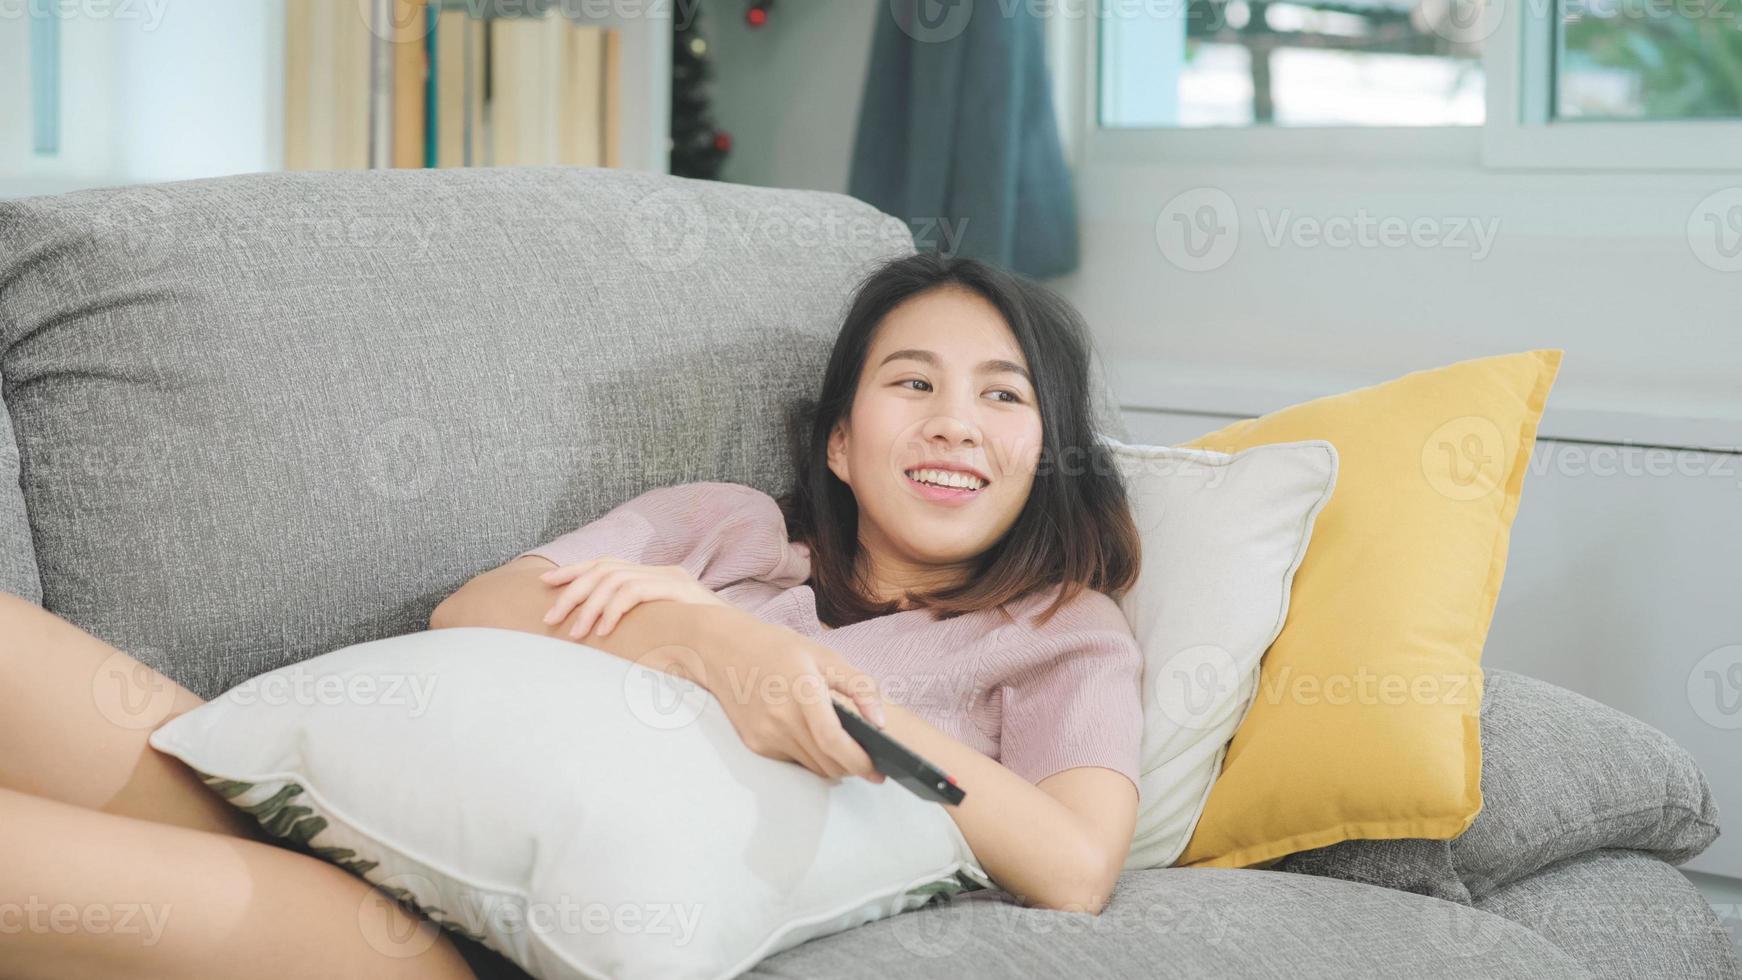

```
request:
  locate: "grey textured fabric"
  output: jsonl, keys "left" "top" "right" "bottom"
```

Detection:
{"left": 1474, "top": 849, "right": 1742, "bottom": 980}
{"left": 0, "top": 165, "right": 1129, "bottom": 700}
{"left": 1277, "top": 668, "right": 1722, "bottom": 904}
{"left": 453, "top": 866, "right": 1594, "bottom": 980}
{"left": 0, "top": 371, "right": 41, "bottom": 603}
{"left": 0, "top": 166, "right": 921, "bottom": 698}
{"left": 747, "top": 867, "right": 1591, "bottom": 979}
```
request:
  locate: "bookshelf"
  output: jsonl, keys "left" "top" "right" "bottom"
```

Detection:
{"left": 283, "top": 0, "right": 668, "bottom": 172}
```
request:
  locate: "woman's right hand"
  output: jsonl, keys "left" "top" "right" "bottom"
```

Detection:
{"left": 681, "top": 612, "right": 890, "bottom": 784}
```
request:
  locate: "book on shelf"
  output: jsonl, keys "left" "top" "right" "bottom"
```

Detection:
{"left": 284, "top": 0, "right": 619, "bottom": 171}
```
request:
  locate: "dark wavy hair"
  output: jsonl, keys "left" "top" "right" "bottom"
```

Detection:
{"left": 777, "top": 253, "right": 1141, "bottom": 630}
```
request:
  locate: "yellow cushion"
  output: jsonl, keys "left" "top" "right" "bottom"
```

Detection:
{"left": 1174, "top": 350, "right": 1563, "bottom": 869}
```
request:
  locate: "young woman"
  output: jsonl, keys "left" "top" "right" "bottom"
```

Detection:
{"left": 0, "top": 253, "right": 1142, "bottom": 979}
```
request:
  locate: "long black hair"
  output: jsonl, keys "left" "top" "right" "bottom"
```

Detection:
{"left": 778, "top": 253, "right": 1141, "bottom": 630}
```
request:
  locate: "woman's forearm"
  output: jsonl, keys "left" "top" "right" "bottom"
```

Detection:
{"left": 869, "top": 700, "right": 1116, "bottom": 914}
{"left": 429, "top": 557, "right": 722, "bottom": 680}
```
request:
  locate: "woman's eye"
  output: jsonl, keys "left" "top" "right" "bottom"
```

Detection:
{"left": 897, "top": 379, "right": 1023, "bottom": 403}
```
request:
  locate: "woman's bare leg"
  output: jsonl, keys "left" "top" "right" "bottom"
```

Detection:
{"left": 0, "top": 786, "right": 475, "bottom": 980}
{"left": 0, "top": 591, "right": 259, "bottom": 839}
{"left": 0, "top": 593, "right": 475, "bottom": 978}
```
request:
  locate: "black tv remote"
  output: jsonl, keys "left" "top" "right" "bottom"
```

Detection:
{"left": 831, "top": 697, "right": 966, "bottom": 806}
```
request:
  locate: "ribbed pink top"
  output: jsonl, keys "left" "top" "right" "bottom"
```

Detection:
{"left": 517, "top": 481, "right": 1144, "bottom": 795}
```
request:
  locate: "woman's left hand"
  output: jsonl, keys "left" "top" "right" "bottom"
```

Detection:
{"left": 538, "top": 558, "right": 731, "bottom": 639}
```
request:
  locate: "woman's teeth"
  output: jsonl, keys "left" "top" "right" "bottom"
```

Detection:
{"left": 905, "top": 468, "right": 986, "bottom": 491}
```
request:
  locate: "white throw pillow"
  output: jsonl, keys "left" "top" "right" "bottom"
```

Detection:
{"left": 148, "top": 626, "right": 993, "bottom": 980}
{"left": 1105, "top": 437, "right": 1338, "bottom": 870}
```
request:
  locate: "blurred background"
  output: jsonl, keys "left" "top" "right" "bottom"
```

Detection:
{"left": 2, "top": 0, "right": 1739, "bottom": 946}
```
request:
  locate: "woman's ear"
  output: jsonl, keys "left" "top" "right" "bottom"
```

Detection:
{"left": 826, "top": 421, "right": 850, "bottom": 484}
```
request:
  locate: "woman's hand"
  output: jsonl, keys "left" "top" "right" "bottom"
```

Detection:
{"left": 686, "top": 612, "right": 890, "bottom": 785}
{"left": 538, "top": 558, "right": 730, "bottom": 639}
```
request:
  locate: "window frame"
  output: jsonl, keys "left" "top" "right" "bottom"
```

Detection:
{"left": 1072, "top": 0, "right": 1742, "bottom": 172}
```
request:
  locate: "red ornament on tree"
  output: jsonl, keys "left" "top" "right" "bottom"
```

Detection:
{"left": 745, "top": 5, "right": 768, "bottom": 27}
{"left": 713, "top": 131, "right": 734, "bottom": 153}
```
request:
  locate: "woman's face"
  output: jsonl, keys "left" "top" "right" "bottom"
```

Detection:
{"left": 827, "top": 286, "right": 1044, "bottom": 571}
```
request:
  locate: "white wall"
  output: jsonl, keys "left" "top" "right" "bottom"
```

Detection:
{"left": 701, "top": 0, "right": 874, "bottom": 192}
{"left": 0, "top": 0, "right": 281, "bottom": 195}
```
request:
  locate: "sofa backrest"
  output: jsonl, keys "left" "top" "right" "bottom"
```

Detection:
{"left": 0, "top": 166, "right": 1128, "bottom": 699}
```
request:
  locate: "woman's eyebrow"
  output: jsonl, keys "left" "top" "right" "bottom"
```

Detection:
{"left": 878, "top": 348, "right": 1032, "bottom": 384}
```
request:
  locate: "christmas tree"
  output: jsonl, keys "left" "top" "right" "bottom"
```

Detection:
{"left": 669, "top": 4, "right": 732, "bottom": 179}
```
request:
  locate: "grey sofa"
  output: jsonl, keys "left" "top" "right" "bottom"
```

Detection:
{"left": 0, "top": 166, "right": 1734, "bottom": 980}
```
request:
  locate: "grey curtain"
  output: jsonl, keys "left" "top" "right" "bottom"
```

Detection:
{"left": 849, "top": 0, "right": 1080, "bottom": 278}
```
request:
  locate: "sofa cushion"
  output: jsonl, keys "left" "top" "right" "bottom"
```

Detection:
{"left": 1175, "top": 350, "right": 1561, "bottom": 868}
{"left": 1278, "top": 668, "right": 1721, "bottom": 903}
{"left": 745, "top": 865, "right": 1591, "bottom": 979}
{"left": 0, "top": 371, "right": 39, "bottom": 602}
{"left": 0, "top": 168, "right": 1139, "bottom": 699}
{"left": 150, "top": 625, "right": 992, "bottom": 980}
{"left": 1474, "top": 849, "right": 1742, "bottom": 980}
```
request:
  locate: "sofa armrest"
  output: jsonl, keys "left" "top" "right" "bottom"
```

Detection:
{"left": 1277, "top": 668, "right": 1721, "bottom": 904}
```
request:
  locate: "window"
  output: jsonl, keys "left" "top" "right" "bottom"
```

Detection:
{"left": 1089, "top": 0, "right": 1742, "bottom": 166}
{"left": 1099, "top": 0, "right": 1486, "bottom": 126}
{"left": 1557, "top": 0, "right": 1742, "bottom": 120}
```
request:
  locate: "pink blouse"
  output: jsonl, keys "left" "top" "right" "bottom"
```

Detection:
{"left": 516, "top": 481, "right": 1144, "bottom": 795}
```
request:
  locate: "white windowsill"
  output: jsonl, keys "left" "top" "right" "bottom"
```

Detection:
{"left": 1110, "top": 358, "right": 1742, "bottom": 453}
